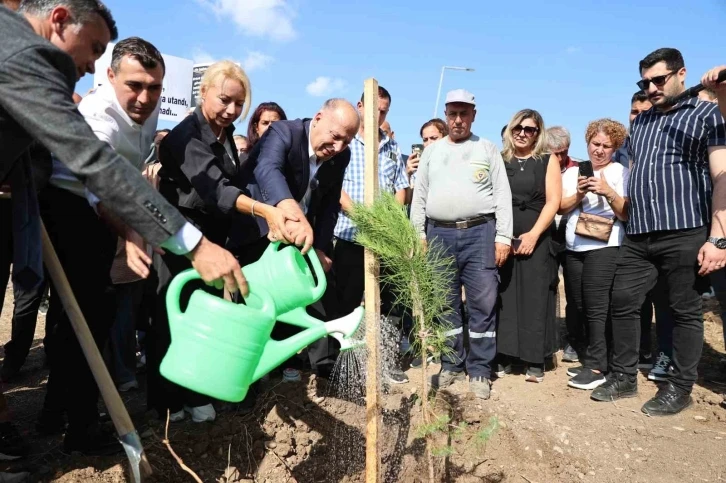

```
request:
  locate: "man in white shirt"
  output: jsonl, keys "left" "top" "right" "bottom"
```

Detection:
{"left": 38, "top": 37, "right": 166, "bottom": 455}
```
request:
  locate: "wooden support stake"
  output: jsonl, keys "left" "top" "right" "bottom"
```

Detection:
{"left": 363, "top": 77, "right": 381, "bottom": 483}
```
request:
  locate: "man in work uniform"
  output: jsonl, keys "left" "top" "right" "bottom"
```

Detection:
{"left": 411, "top": 89, "right": 513, "bottom": 400}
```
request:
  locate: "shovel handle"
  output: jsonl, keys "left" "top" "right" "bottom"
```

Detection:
{"left": 41, "top": 221, "right": 152, "bottom": 480}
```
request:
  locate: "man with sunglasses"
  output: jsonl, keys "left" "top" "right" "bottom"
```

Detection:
{"left": 592, "top": 48, "right": 726, "bottom": 416}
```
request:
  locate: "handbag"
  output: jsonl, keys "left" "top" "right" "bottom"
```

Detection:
{"left": 575, "top": 211, "right": 615, "bottom": 242}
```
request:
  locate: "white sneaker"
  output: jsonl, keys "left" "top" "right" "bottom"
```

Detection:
{"left": 169, "top": 409, "right": 185, "bottom": 422}
{"left": 648, "top": 352, "right": 673, "bottom": 382}
{"left": 117, "top": 379, "right": 139, "bottom": 392}
{"left": 184, "top": 404, "right": 216, "bottom": 423}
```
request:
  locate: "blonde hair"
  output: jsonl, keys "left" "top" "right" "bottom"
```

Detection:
{"left": 198, "top": 60, "right": 252, "bottom": 121}
{"left": 501, "top": 109, "right": 548, "bottom": 161}
{"left": 585, "top": 118, "right": 628, "bottom": 150}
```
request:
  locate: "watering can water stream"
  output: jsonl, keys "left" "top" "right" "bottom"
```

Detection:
{"left": 160, "top": 242, "right": 365, "bottom": 402}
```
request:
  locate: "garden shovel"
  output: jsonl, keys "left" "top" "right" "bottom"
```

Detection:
{"left": 40, "top": 221, "right": 151, "bottom": 482}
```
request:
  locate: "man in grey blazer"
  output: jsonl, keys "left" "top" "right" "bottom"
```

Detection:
{"left": 0, "top": 0, "right": 247, "bottom": 456}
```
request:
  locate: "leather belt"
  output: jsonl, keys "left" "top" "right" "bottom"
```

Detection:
{"left": 428, "top": 213, "right": 494, "bottom": 229}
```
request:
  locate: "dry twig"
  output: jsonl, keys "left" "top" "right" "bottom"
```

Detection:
{"left": 162, "top": 410, "right": 203, "bottom": 483}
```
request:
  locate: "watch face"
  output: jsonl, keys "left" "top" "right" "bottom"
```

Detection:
{"left": 718, "top": 239, "right": 726, "bottom": 249}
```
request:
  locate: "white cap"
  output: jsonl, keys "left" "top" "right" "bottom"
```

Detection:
{"left": 445, "top": 89, "right": 476, "bottom": 106}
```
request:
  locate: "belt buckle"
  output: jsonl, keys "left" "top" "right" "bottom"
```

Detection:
{"left": 456, "top": 220, "right": 468, "bottom": 229}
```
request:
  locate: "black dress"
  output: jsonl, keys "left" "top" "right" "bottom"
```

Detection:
{"left": 497, "top": 155, "right": 559, "bottom": 364}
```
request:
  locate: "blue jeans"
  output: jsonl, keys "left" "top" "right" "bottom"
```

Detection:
{"left": 427, "top": 221, "right": 498, "bottom": 379}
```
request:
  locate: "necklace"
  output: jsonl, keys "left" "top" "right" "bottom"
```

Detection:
{"left": 516, "top": 157, "right": 529, "bottom": 171}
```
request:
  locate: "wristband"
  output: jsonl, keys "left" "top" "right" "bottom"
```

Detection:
{"left": 251, "top": 200, "right": 258, "bottom": 217}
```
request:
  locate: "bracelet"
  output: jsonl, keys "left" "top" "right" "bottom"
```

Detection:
{"left": 606, "top": 192, "right": 616, "bottom": 204}
{"left": 251, "top": 200, "right": 258, "bottom": 217}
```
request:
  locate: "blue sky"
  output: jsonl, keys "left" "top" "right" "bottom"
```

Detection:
{"left": 78, "top": 0, "right": 726, "bottom": 158}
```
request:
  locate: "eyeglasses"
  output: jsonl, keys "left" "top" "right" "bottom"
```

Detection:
{"left": 636, "top": 71, "right": 676, "bottom": 90}
{"left": 511, "top": 125, "right": 539, "bottom": 137}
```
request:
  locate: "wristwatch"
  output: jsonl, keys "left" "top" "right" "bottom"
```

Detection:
{"left": 707, "top": 236, "right": 726, "bottom": 249}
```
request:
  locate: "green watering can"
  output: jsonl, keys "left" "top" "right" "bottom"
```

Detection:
{"left": 160, "top": 242, "right": 365, "bottom": 403}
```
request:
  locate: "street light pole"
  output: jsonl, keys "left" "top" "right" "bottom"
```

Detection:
{"left": 433, "top": 66, "right": 475, "bottom": 117}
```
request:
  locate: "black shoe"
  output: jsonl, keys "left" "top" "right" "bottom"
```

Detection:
{"left": 386, "top": 368, "right": 409, "bottom": 384}
{"left": 638, "top": 353, "right": 654, "bottom": 370}
{"left": 62, "top": 425, "right": 123, "bottom": 456}
{"left": 591, "top": 372, "right": 637, "bottom": 402}
{"left": 562, "top": 345, "right": 579, "bottom": 363}
{"left": 641, "top": 382, "right": 693, "bottom": 416}
{"left": 0, "top": 364, "right": 21, "bottom": 383}
{"left": 35, "top": 409, "right": 66, "bottom": 436}
{"left": 0, "top": 423, "right": 29, "bottom": 460}
{"left": 566, "top": 365, "right": 584, "bottom": 378}
{"left": 494, "top": 363, "right": 512, "bottom": 378}
{"left": 568, "top": 370, "right": 606, "bottom": 390}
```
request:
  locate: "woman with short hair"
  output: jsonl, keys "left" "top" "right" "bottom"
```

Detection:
{"left": 559, "top": 118, "right": 629, "bottom": 391}
{"left": 149, "top": 61, "right": 295, "bottom": 422}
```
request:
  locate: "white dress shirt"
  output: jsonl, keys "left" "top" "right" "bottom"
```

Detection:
{"left": 49, "top": 83, "right": 202, "bottom": 254}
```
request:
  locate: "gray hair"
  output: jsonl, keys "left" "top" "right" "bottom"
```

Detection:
{"left": 19, "top": 0, "right": 118, "bottom": 40}
{"left": 546, "top": 126, "right": 571, "bottom": 151}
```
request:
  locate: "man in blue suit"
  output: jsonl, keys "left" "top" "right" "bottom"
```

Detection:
{"left": 240, "top": 98, "right": 359, "bottom": 376}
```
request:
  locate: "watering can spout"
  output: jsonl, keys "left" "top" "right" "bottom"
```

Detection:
{"left": 326, "top": 307, "right": 365, "bottom": 351}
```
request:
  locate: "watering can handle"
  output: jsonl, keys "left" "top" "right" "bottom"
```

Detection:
{"left": 305, "top": 247, "right": 326, "bottom": 301}
{"left": 166, "top": 269, "right": 202, "bottom": 324}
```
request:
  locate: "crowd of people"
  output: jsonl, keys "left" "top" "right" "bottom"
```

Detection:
{"left": 2, "top": 1, "right": 726, "bottom": 480}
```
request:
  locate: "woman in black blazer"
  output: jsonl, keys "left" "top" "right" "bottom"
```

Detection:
{"left": 148, "top": 61, "right": 296, "bottom": 422}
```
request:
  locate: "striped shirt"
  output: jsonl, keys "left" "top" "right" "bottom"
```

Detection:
{"left": 627, "top": 97, "right": 726, "bottom": 235}
{"left": 334, "top": 130, "right": 409, "bottom": 241}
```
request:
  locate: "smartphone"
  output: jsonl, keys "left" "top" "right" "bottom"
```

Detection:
{"left": 578, "top": 161, "right": 594, "bottom": 178}
{"left": 511, "top": 238, "right": 522, "bottom": 251}
{"left": 412, "top": 144, "right": 424, "bottom": 156}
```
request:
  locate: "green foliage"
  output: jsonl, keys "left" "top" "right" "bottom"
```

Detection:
{"left": 474, "top": 416, "right": 500, "bottom": 447}
{"left": 349, "top": 193, "right": 456, "bottom": 358}
{"left": 431, "top": 445, "right": 455, "bottom": 458}
{"left": 415, "top": 414, "right": 451, "bottom": 439}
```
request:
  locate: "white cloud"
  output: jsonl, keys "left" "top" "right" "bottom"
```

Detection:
{"left": 197, "top": 0, "right": 296, "bottom": 41}
{"left": 565, "top": 46, "right": 582, "bottom": 54}
{"left": 242, "top": 51, "right": 274, "bottom": 72}
{"left": 191, "top": 47, "right": 215, "bottom": 64}
{"left": 306, "top": 77, "right": 347, "bottom": 97}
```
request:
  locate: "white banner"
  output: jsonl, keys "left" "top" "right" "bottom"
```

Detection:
{"left": 93, "top": 45, "right": 194, "bottom": 122}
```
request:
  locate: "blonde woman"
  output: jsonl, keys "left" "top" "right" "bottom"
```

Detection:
{"left": 148, "top": 61, "right": 295, "bottom": 423}
{"left": 496, "top": 109, "right": 562, "bottom": 383}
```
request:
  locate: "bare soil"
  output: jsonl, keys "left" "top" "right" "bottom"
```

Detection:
{"left": 1, "top": 281, "right": 726, "bottom": 483}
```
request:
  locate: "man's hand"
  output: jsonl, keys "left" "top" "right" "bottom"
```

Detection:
{"left": 284, "top": 218, "right": 314, "bottom": 254}
{"left": 701, "top": 65, "right": 726, "bottom": 94}
{"left": 698, "top": 241, "right": 726, "bottom": 276}
{"left": 495, "top": 242, "right": 510, "bottom": 267}
{"left": 258, "top": 204, "right": 298, "bottom": 244}
{"left": 187, "top": 236, "right": 248, "bottom": 295}
{"left": 315, "top": 248, "right": 332, "bottom": 272}
{"left": 124, "top": 229, "right": 162, "bottom": 279}
{"left": 277, "top": 199, "right": 314, "bottom": 253}
{"left": 406, "top": 153, "right": 420, "bottom": 177}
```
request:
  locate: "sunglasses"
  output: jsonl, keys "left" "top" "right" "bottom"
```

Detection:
{"left": 512, "top": 125, "right": 539, "bottom": 137}
{"left": 636, "top": 71, "right": 676, "bottom": 90}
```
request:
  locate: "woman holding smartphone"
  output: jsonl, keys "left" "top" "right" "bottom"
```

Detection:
{"left": 559, "top": 119, "right": 629, "bottom": 391}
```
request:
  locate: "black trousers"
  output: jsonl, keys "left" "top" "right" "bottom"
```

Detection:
{"left": 333, "top": 238, "right": 397, "bottom": 318}
{"left": 0, "top": 199, "right": 12, "bottom": 315}
{"left": 39, "top": 186, "right": 117, "bottom": 432}
{"left": 610, "top": 227, "right": 707, "bottom": 392}
{"left": 563, "top": 247, "right": 619, "bottom": 372}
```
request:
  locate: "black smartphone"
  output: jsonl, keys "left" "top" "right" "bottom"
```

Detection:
{"left": 579, "top": 161, "right": 594, "bottom": 178}
{"left": 412, "top": 144, "right": 424, "bottom": 156}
